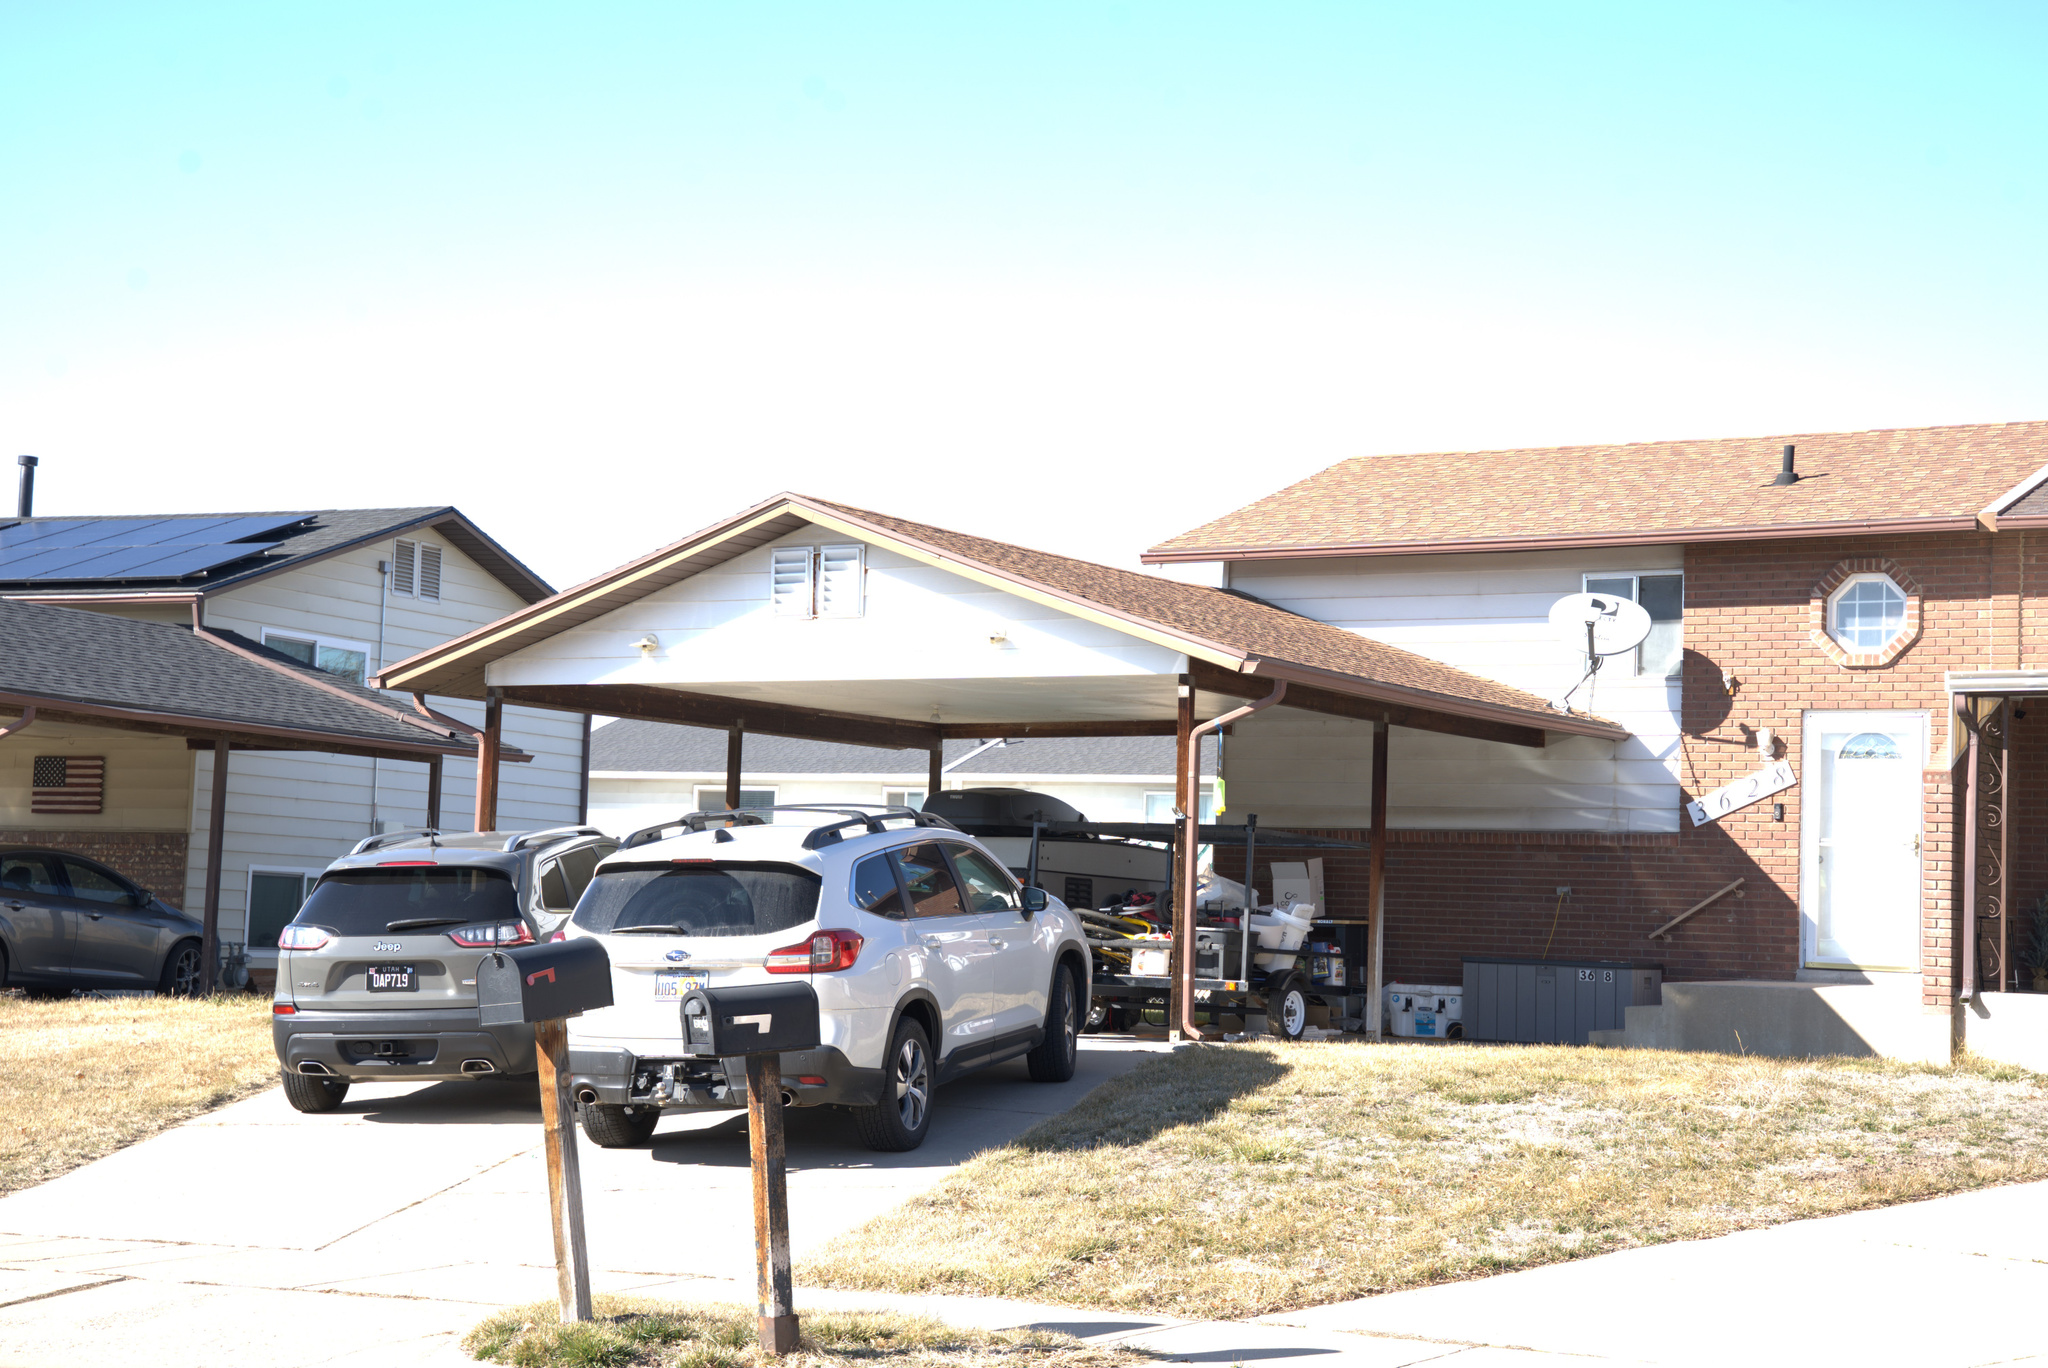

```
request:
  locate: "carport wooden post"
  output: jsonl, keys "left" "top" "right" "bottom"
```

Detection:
{"left": 474, "top": 689, "right": 502, "bottom": 832}
{"left": 927, "top": 743, "right": 943, "bottom": 802}
{"left": 1169, "top": 675, "right": 1193, "bottom": 1040}
{"left": 746, "top": 1052, "right": 799, "bottom": 1354}
{"left": 533, "top": 1017, "right": 594, "bottom": 1322}
{"left": 426, "top": 755, "right": 443, "bottom": 831}
{"left": 726, "top": 726, "right": 744, "bottom": 809}
{"left": 1367, "top": 718, "right": 1389, "bottom": 1036}
{"left": 198, "top": 737, "right": 230, "bottom": 995}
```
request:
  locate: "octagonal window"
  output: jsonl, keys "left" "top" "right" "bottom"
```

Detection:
{"left": 1828, "top": 573, "right": 1907, "bottom": 653}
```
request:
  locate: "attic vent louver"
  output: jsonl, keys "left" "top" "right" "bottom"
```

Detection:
{"left": 392, "top": 539, "right": 416, "bottom": 595}
{"left": 418, "top": 543, "right": 442, "bottom": 601}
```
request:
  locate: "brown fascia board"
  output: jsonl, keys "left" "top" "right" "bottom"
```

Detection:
{"left": 1139, "top": 515, "right": 1987, "bottom": 563}
{"left": 0, "top": 591, "right": 203, "bottom": 607}
{"left": 0, "top": 689, "right": 474, "bottom": 762}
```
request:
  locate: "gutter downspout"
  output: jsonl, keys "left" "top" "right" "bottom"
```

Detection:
{"left": 1176, "top": 679, "right": 1286, "bottom": 1040}
{"left": 0, "top": 707, "right": 35, "bottom": 740}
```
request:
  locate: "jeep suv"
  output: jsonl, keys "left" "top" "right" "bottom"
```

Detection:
{"left": 564, "top": 806, "right": 1091, "bottom": 1152}
{"left": 270, "top": 826, "right": 617, "bottom": 1113}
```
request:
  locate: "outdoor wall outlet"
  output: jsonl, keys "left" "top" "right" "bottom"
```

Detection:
{"left": 1555, "top": 886, "right": 1572, "bottom": 897}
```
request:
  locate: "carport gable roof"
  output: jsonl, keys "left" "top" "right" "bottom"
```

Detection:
{"left": 0, "top": 599, "right": 508, "bottom": 762}
{"left": 377, "top": 494, "right": 1624, "bottom": 746}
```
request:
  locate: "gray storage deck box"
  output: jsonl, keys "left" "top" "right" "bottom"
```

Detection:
{"left": 1462, "top": 957, "right": 1662, "bottom": 1045}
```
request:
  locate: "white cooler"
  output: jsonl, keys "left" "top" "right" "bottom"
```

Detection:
{"left": 1385, "top": 983, "right": 1464, "bottom": 1039}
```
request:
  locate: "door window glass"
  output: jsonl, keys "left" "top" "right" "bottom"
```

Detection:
{"left": 890, "top": 844, "right": 966, "bottom": 918}
{"left": 248, "top": 871, "right": 310, "bottom": 949}
{"left": 852, "top": 854, "right": 907, "bottom": 917}
{"left": 0, "top": 853, "right": 64, "bottom": 897}
{"left": 947, "top": 847, "right": 1021, "bottom": 913}
{"left": 59, "top": 858, "right": 135, "bottom": 906}
{"left": 558, "top": 845, "right": 609, "bottom": 901}
{"left": 539, "top": 861, "right": 576, "bottom": 913}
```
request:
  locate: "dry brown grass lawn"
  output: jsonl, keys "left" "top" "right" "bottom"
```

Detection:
{"left": 802, "top": 1041, "right": 2048, "bottom": 1320}
{"left": 465, "top": 1298, "right": 1147, "bottom": 1368}
{"left": 0, "top": 992, "right": 276, "bottom": 1195}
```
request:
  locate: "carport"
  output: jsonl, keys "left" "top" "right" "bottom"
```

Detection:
{"left": 0, "top": 599, "right": 523, "bottom": 991}
{"left": 375, "top": 494, "right": 1625, "bottom": 1034}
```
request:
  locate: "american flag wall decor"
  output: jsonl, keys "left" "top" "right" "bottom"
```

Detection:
{"left": 32, "top": 756, "right": 104, "bottom": 815}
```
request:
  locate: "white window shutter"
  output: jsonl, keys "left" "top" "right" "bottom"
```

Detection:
{"left": 418, "top": 544, "right": 443, "bottom": 601}
{"left": 818, "top": 544, "right": 865, "bottom": 618}
{"left": 770, "top": 546, "right": 815, "bottom": 616}
{"left": 392, "top": 540, "right": 416, "bottom": 596}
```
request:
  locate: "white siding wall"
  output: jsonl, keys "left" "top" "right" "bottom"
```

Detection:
{"left": 1223, "top": 547, "right": 1683, "bottom": 832}
{"left": 587, "top": 773, "right": 1217, "bottom": 838}
{"left": 188, "top": 534, "right": 584, "bottom": 955}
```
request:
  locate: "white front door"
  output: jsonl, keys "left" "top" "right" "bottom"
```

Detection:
{"left": 1802, "top": 711, "right": 1926, "bottom": 972}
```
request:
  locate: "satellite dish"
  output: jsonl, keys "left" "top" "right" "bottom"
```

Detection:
{"left": 1549, "top": 592, "right": 1651, "bottom": 657}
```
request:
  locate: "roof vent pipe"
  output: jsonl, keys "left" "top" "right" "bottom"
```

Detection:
{"left": 15, "top": 455, "right": 36, "bottom": 517}
{"left": 1772, "top": 444, "right": 1799, "bottom": 486}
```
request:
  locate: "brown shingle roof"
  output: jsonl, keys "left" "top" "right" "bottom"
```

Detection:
{"left": 1143, "top": 421, "right": 2048, "bottom": 562}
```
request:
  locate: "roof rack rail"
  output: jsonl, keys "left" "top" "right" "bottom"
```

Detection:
{"left": 349, "top": 828, "right": 438, "bottom": 856}
{"left": 501, "top": 825, "right": 608, "bottom": 853}
{"left": 619, "top": 804, "right": 959, "bottom": 852}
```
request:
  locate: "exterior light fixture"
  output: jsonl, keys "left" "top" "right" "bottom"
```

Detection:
{"left": 634, "top": 635, "right": 659, "bottom": 654}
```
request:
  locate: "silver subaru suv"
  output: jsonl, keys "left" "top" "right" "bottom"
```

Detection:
{"left": 270, "top": 826, "right": 617, "bottom": 1113}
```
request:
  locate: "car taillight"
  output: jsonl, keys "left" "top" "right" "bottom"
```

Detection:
{"left": 766, "top": 928, "right": 863, "bottom": 974}
{"left": 277, "top": 925, "right": 332, "bottom": 951}
{"left": 549, "top": 928, "right": 567, "bottom": 942}
{"left": 447, "top": 921, "right": 536, "bottom": 948}
{"left": 272, "top": 1003, "right": 296, "bottom": 1015}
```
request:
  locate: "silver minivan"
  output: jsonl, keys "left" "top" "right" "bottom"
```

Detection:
{"left": 270, "top": 826, "right": 616, "bottom": 1113}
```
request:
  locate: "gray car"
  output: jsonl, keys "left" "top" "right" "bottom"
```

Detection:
{"left": 270, "top": 826, "right": 617, "bottom": 1113}
{"left": 0, "top": 847, "right": 203, "bottom": 997}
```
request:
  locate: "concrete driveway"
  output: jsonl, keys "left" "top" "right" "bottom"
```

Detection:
{"left": 0, "top": 1039, "right": 1171, "bottom": 1368}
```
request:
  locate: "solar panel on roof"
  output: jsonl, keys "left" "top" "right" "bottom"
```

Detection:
{"left": 0, "top": 512, "right": 311, "bottom": 582}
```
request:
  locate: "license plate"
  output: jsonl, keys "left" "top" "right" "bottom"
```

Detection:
{"left": 654, "top": 969, "right": 707, "bottom": 1000}
{"left": 367, "top": 963, "right": 417, "bottom": 992}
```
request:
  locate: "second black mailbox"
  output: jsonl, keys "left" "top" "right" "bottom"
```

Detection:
{"left": 679, "top": 982, "right": 820, "bottom": 1058}
{"left": 477, "top": 939, "right": 615, "bottom": 1026}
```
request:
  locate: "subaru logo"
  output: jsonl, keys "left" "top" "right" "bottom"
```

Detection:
{"left": 664, "top": 949, "right": 690, "bottom": 962}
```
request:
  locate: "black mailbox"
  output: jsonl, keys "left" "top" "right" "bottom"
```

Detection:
{"left": 678, "top": 982, "right": 820, "bottom": 1058}
{"left": 477, "top": 939, "right": 614, "bottom": 1026}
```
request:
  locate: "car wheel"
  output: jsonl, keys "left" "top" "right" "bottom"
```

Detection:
{"left": 1025, "top": 964, "right": 1080, "bottom": 1082}
{"left": 281, "top": 1067, "right": 350, "bottom": 1113}
{"left": 580, "top": 1103, "right": 661, "bottom": 1148}
{"left": 1266, "top": 975, "right": 1309, "bottom": 1041}
{"left": 852, "top": 1017, "right": 933, "bottom": 1152}
{"left": 158, "top": 940, "right": 202, "bottom": 998}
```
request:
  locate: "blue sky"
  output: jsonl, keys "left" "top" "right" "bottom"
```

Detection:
{"left": 4, "top": 3, "right": 2045, "bottom": 586}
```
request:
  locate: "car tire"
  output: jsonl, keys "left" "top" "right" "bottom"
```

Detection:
{"left": 1266, "top": 974, "right": 1310, "bottom": 1041}
{"left": 158, "top": 940, "right": 202, "bottom": 998}
{"left": 580, "top": 1103, "right": 660, "bottom": 1148}
{"left": 281, "top": 1067, "right": 349, "bottom": 1113}
{"left": 852, "top": 1017, "right": 933, "bottom": 1152}
{"left": 1025, "top": 964, "right": 1080, "bottom": 1082}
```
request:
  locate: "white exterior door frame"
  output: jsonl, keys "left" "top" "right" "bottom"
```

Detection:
{"left": 1800, "top": 709, "right": 1928, "bottom": 974}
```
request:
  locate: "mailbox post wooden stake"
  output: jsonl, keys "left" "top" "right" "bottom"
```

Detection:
{"left": 745, "top": 1053, "right": 799, "bottom": 1355}
{"left": 536, "top": 1018, "right": 595, "bottom": 1323}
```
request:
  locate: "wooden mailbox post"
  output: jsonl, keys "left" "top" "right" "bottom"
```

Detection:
{"left": 478, "top": 940, "right": 615, "bottom": 1323}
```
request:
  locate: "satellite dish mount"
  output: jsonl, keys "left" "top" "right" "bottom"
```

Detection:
{"left": 1546, "top": 592, "right": 1653, "bottom": 713}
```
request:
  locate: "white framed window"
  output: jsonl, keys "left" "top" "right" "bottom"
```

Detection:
{"left": 693, "top": 785, "right": 777, "bottom": 811}
{"left": 1827, "top": 573, "right": 1908, "bottom": 653}
{"left": 391, "top": 539, "right": 444, "bottom": 601}
{"left": 1582, "top": 572, "right": 1683, "bottom": 677}
{"left": 247, "top": 865, "right": 320, "bottom": 958}
{"left": 1144, "top": 790, "right": 1216, "bottom": 823}
{"left": 768, "top": 544, "right": 865, "bottom": 618}
{"left": 263, "top": 630, "right": 373, "bottom": 686}
{"left": 884, "top": 788, "right": 927, "bottom": 810}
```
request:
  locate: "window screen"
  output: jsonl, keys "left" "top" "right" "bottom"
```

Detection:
{"left": 891, "top": 844, "right": 966, "bottom": 918}
{"left": 573, "top": 862, "right": 821, "bottom": 937}
{"left": 248, "top": 871, "right": 309, "bottom": 949}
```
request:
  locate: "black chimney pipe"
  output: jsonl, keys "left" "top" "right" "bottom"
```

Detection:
{"left": 15, "top": 455, "right": 36, "bottom": 517}
{"left": 1772, "top": 444, "right": 1798, "bottom": 486}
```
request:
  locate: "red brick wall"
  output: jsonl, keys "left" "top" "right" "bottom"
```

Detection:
{"left": 0, "top": 830, "right": 188, "bottom": 908}
{"left": 1237, "top": 530, "right": 2011, "bottom": 1000}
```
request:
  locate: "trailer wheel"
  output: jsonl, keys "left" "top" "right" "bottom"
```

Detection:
{"left": 1266, "top": 976, "right": 1310, "bottom": 1041}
